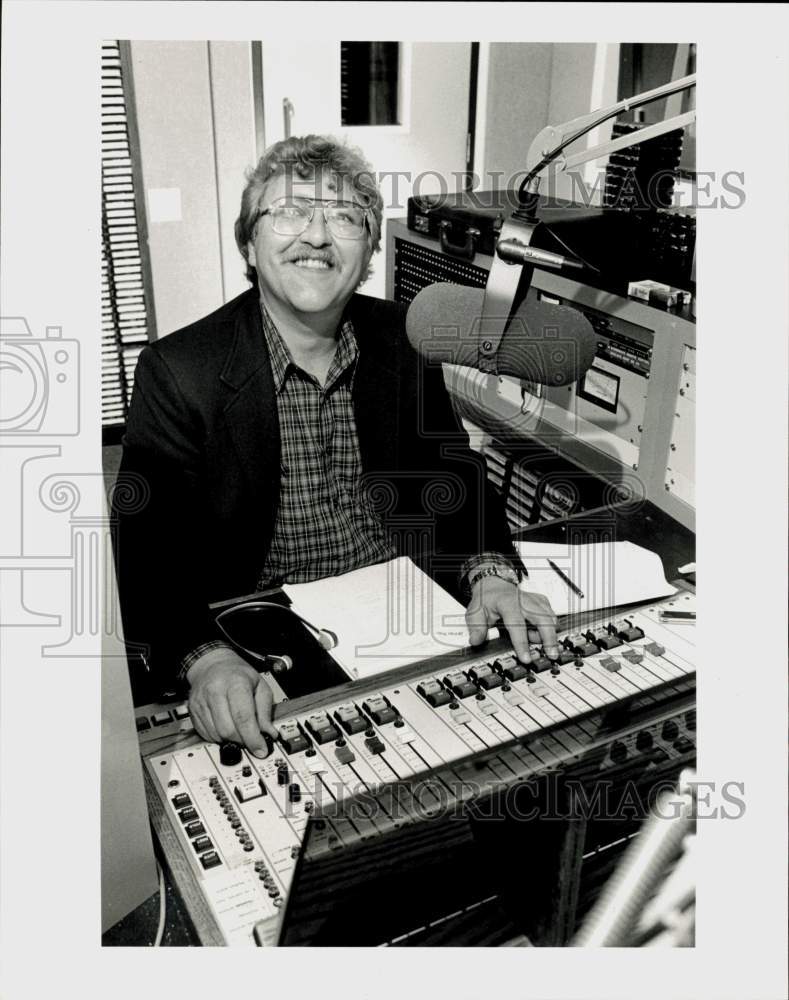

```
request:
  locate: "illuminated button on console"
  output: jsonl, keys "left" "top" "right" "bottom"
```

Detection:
{"left": 333, "top": 702, "right": 368, "bottom": 735}
{"left": 493, "top": 656, "right": 529, "bottom": 682}
{"left": 178, "top": 807, "right": 198, "bottom": 823}
{"left": 645, "top": 642, "right": 666, "bottom": 657}
{"left": 599, "top": 656, "right": 621, "bottom": 673}
{"left": 467, "top": 664, "right": 503, "bottom": 689}
{"left": 234, "top": 778, "right": 266, "bottom": 803}
{"left": 171, "top": 793, "right": 192, "bottom": 809}
{"left": 305, "top": 712, "right": 341, "bottom": 745}
{"left": 192, "top": 835, "right": 213, "bottom": 854}
{"left": 564, "top": 635, "right": 598, "bottom": 657}
{"left": 200, "top": 851, "right": 222, "bottom": 870}
{"left": 622, "top": 649, "right": 645, "bottom": 665}
{"left": 151, "top": 710, "right": 173, "bottom": 727}
{"left": 173, "top": 705, "right": 190, "bottom": 720}
{"left": 443, "top": 669, "right": 478, "bottom": 698}
{"left": 184, "top": 820, "right": 205, "bottom": 839}
{"left": 362, "top": 694, "right": 398, "bottom": 725}
{"left": 614, "top": 619, "right": 645, "bottom": 642}
{"left": 417, "top": 679, "right": 452, "bottom": 707}
{"left": 586, "top": 628, "right": 622, "bottom": 651}
{"left": 277, "top": 721, "right": 311, "bottom": 755}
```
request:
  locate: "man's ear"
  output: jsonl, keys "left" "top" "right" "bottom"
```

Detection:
{"left": 246, "top": 242, "right": 257, "bottom": 269}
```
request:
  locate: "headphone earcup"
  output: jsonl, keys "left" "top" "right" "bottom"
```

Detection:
{"left": 317, "top": 628, "right": 338, "bottom": 651}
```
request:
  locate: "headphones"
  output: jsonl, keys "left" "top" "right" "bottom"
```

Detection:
{"left": 214, "top": 600, "right": 339, "bottom": 675}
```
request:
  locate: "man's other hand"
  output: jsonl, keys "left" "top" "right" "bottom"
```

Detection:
{"left": 186, "top": 647, "right": 278, "bottom": 757}
{"left": 465, "top": 576, "right": 559, "bottom": 664}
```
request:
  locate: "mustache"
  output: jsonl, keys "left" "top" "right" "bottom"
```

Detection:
{"left": 285, "top": 250, "right": 336, "bottom": 266}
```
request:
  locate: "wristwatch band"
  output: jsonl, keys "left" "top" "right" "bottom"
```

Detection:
{"left": 467, "top": 564, "right": 520, "bottom": 593}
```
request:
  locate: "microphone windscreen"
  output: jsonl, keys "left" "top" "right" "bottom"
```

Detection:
{"left": 405, "top": 282, "right": 597, "bottom": 386}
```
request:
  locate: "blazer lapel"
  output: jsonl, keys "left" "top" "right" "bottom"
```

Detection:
{"left": 349, "top": 295, "right": 400, "bottom": 476}
{"left": 219, "top": 294, "right": 280, "bottom": 528}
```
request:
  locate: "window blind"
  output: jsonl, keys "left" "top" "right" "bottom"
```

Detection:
{"left": 101, "top": 40, "right": 154, "bottom": 435}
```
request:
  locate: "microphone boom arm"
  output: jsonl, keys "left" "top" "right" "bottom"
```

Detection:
{"left": 478, "top": 73, "right": 697, "bottom": 368}
{"left": 520, "top": 72, "right": 697, "bottom": 203}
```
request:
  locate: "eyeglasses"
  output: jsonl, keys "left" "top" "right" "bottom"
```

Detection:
{"left": 257, "top": 196, "right": 368, "bottom": 240}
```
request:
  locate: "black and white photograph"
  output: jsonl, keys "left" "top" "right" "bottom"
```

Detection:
{"left": 1, "top": 2, "right": 787, "bottom": 997}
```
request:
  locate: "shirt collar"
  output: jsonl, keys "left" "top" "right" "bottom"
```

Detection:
{"left": 259, "top": 299, "right": 358, "bottom": 394}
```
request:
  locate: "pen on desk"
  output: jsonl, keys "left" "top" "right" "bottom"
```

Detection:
{"left": 547, "top": 559, "right": 585, "bottom": 599}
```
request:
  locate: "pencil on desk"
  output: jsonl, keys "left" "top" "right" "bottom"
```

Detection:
{"left": 547, "top": 559, "right": 585, "bottom": 599}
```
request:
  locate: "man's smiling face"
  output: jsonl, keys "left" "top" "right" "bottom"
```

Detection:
{"left": 247, "top": 169, "right": 372, "bottom": 321}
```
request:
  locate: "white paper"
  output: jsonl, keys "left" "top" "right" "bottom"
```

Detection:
{"left": 514, "top": 540, "right": 677, "bottom": 616}
{"left": 283, "top": 557, "right": 494, "bottom": 680}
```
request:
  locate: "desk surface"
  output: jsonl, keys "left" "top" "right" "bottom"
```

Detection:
{"left": 515, "top": 499, "right": 695, "bottom": 585}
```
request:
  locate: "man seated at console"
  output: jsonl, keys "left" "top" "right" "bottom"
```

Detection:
{"left": 114, "top": 134, "right": 558, "bottom": 757}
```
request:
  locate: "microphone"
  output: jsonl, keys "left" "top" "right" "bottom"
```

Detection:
{"left": 405, "top": 282, "right": 597, "bottom": 386}
{"left": 496, "top": 241, "right": 585, "bottom": 271}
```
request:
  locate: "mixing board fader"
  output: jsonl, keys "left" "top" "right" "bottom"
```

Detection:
{"left": 141, "top": 593, "right": 696, "bottom": 946}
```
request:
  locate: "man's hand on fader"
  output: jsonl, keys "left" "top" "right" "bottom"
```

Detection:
{"left": 186, "top": 647, "right": 278, "bottom": 757}
{"left": 465, "top": 575, "right": 559, "bottom": 664}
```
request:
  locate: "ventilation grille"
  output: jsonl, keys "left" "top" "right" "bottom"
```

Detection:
{"left": 393, "top": 238, "right": 489, "bottom": 305}
{"left": 101, "top": 40, "right": 152, "bottom": 430}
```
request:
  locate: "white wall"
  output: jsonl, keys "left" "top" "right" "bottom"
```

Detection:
{"left": 477, "top": 43, "right": 613, "bottom": 204}
{"left": 477, "top": 42, "right": 553, "bottom": 189}
{"left": 130, "top": 40, "right": 255, "bottom": 337}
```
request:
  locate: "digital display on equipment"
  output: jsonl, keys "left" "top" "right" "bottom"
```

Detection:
{"left": 577, "top": 366, "right": 621, "bottom": 414}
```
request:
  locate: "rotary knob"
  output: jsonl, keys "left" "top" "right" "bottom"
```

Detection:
{"left": 219, "top": 741, "right": 242, "bottom": 767}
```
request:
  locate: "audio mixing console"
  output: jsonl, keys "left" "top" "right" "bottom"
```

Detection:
{"left": 136, "top": 591, "right": 696, "bottom": 946}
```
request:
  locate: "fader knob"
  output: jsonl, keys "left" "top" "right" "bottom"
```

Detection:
{"left": 219, "top": 741, "right": 243, "bottom": 767}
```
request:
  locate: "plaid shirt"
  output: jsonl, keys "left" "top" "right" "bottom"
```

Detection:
{"left": 256, "top": 303, "right": 396, "bottom": 586}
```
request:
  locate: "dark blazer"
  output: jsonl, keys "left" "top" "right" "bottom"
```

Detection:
{"left": 113, "top": 287, "right": 515, "bottom": 690}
